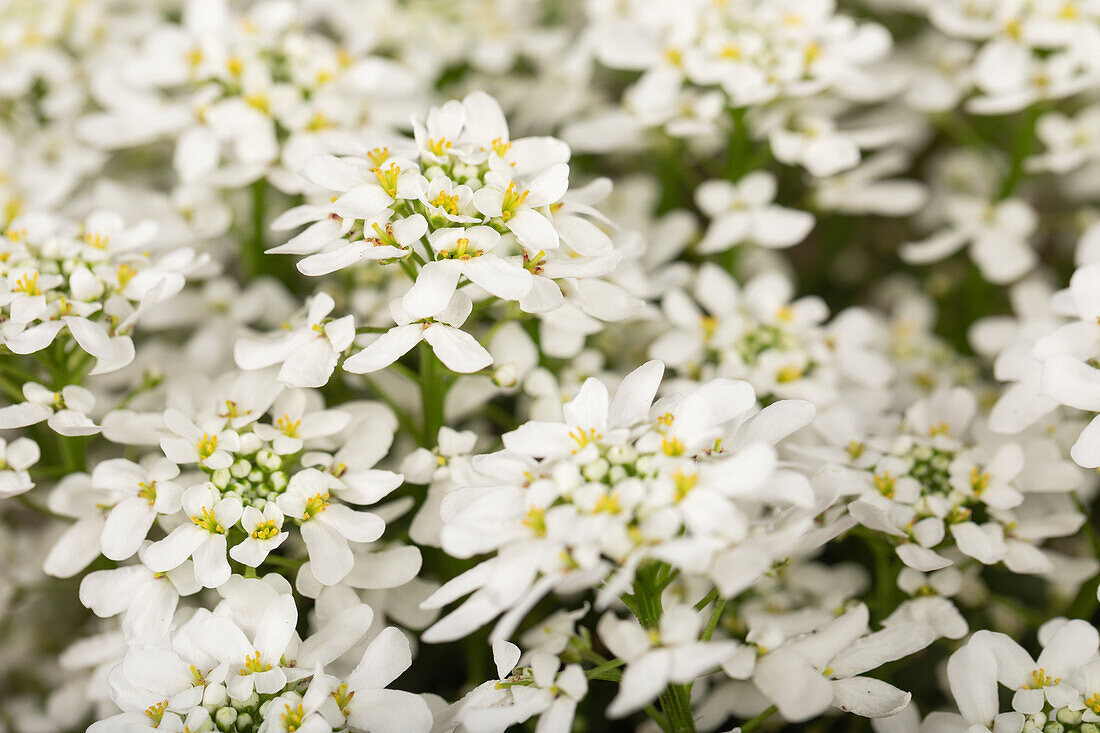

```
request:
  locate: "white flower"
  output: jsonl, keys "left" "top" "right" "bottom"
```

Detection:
{"left": 159, "top": 408, "right": 240, "bottom": 470}
{"left": 143, "top": 484, "right": 243, "bottom": 588}
{"left": 304, "top": 154, "right": 420, "bottom": 222}
{"left": 343, "top": 292, "right": 492, "bottom": 375}
{"left": 79, "top": 551, "right": 199, "bottom": 643}
{"left": 327, "top": 626, "right": 433, "bottom": 733}
{"left": 901, "top": 196, "right": 1038, "bottom": 284}
{"left": 473, "top": 167, "right": 570, "bottom": 252}
{"left": 92, "top": 457, "right": 183, "bottom": 561}
{"left": 0, "top": 382, "right": 98, "bottom": 436}
{"left": 599, "top": 605, "right": 739, "bottom": 718}
{"left": 0, "top": 436, "right": 39, "bottom": 498}
{"left": 457, "top": 640, "right": 587, "bottom": 733}
{"left": 276, "top": 468, "right": 385, "bottom": 585}
{"left": 296, "top": 214, "right": 427, "bottom": 277}
{"left": 753, "top": 604, "right": 934, "bottom": 722}
{"left": 197, "top": 594, "right": 298, "bottom": 700}
{"left": 402, "top": 226, "right": 533, "bottom": 319}
{"left": 812, "top": 152, "right": 928, "bottom": 217}
{"left": 252, "top": 389, "right": 351, "bottom": 455}
{"left": 235, "top": 292, "right": 355, "bottom": 388}
{"left": 229, "top": 503, "right": 287, "bottom": 567}
{"left": 695, "top": 171, "right": 815, "bottom": 253}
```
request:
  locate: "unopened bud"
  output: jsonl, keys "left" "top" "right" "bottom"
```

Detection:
{"left": 1056, "top": 707, "right": 1082, "bottom": 725}
{"left": 493, "top": 362, "right": 519, "bottom": 388}
{"left": 214, "top": 707, "right": 236, "bottom": 732}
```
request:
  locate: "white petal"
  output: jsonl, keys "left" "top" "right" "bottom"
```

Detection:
{"left": 423, "top": 325, "right": 492, "bottom": 373}
{"left": 403, "top": 260, "right": 464, "bottom": 320}
{"left": 342, "top": 325, "right": 423, "bottom": 374}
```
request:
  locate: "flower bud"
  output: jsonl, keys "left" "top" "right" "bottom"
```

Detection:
{"left": 214, "top": 707, "right": 237, "bottom": 732}
{"left": 257, "top": 450, "right": 280, "bottom": 471}
{"left": 493, "top": 362, "right": 519, "bottom": 388}
{"left": 1056, "top": 708, "right": 1082, "bottom": 725}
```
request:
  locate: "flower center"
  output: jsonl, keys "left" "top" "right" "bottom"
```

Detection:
{"left": 197, "top": 433, "right": 219, "bottom": 458}
{"left": 252, "top": 519, "right": 280, "bottom": 540}
{"left": 241, "top": 650, "right": 272, "bottom": 675}
{"left": 191, "top": 506, "right": 225, "bottom": 534}
{"left": 304, "top": 492, "right": 330, "bottom": 518}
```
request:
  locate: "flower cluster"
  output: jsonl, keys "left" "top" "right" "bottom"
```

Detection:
{"left": 7, "top": 1, "right": 1100, "bottom": 733}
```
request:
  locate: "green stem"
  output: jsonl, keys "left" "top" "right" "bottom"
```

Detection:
{"left": 0, "top": 370, "right": 25, "bottom": 401}
{"left": 740, "top": 704, "right": 777, "bottom": 732}
{"left": 626, "top": 563, "right": 696, "bottom": 733}
{"left": 701, "top": 598, "right": 726, "bottom": 642}
{"left": 245, "top": 179, "right": 268, "bottom": 277}
{"left": 998, "top": 104, "right": 1041, "bottom": 199}
{"left": 419, "top": 343, "right": 445, "bottom": 448}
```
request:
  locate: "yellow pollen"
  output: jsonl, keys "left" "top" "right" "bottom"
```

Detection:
{"left": 776, "top": 305, "right": 794, "bottom": 322}
{"left": 14, "top": 271, "right": 39, "bottom": 295}
{"left": 371, "top": 163, "right": 401, "bottom": 198}
{"left": 523, "top": 507, "right": 547, "bottom": 536}
{"left": 1027, "top": 668, "right": 1060, "bottom": 688}
{"left": 491, "top": 137, "right": 511, "bottom": 157}
{"left": 138, "top": 481, "right": 157, "bottom": 506}
{"left": 84, "top": 232, "right": 109, "bottom": 249}
{"left": 252, "top": 519, "right": 280, "bottom": 540}
{"left": 367, "top": 147, "right": 389, "bottom": 167}
{"left": 430, "top": 190, "right": 460, "bottom": 214}
{"left": 226, "top": 55, "right": 244, "bottom": 76}
{"left": 306, "top": 111, "right": 331, "bottom": 131}
{"left": 969, "top": 467, "right": 990, "bottom": 495}
{"left": 145, "top": 701, "right": 168, "bottom": 724}
{"left": 190, "top": 665, "right": 206, "bottom": 685}
{"left": 191, "top": 506, "right": 224, "bottom": 534}
{"left": 276, "top": 413, "right": 301, "bottom": 437}
{"left": 244, "top": 92, "right": 269, "bottom": 114}
{"left": 304, "top": 492, "right": 330, "bottom": 517}
{"left": 700, "top": 315, "right": 718, "bottom": 341}
{"left": 197, "top": 433, "right": 218, "bottom": 458}
{"left": 874, "top": 471, "right": 895, "bottom": 499}
{"left": 776, "top": 364, "right": 804, "bottom": 383}
{"left": 427, "top": 137, "right": 451, "bottom": 156}
{"left": 242, "top": 650, "right": 272, "bottom": 675}
{"left": 673, "top": 470, "right": 698, "bottom": 501}
{"left": 662, "top": 436, "right": 685, "bottom": 457}
{"left": 117, "top": 263, "right": 137, "bottom": 289}
{"left": 499, "top": 181, "right": 530, "bottom": 221}
{"left": 928, "top": 422, "right": 951, "bottom": 437}
{"left": 1087, "top": 693, "right": 1100, "bottom": 714}
{"left": 568, "top": 427, "right": 600, "bottom": 451}
{"left": 593, "top": 493, "right": 621, "bottom": 513}
{"left": 331, "top": 682, "right": 356, "bottom": 712}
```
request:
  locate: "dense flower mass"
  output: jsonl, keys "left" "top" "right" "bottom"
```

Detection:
{"left": 6, "top": 1, "right": 1100, "bottom": 733}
